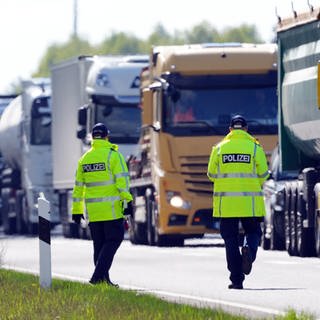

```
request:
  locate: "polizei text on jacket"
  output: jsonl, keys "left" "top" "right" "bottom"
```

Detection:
{"left": 222, "top": 154, "right": 251, "bottom": 164}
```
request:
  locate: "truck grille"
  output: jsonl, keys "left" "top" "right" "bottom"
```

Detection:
{"left": 179, "top": 156, "right": 212, "bottom": 196}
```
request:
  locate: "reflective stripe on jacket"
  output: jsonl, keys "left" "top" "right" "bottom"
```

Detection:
{"left": 72, "top": 139, "right": 133, "bottom": 222}
{"left": 207, "top": 129, "right": 269, "bottom": 218}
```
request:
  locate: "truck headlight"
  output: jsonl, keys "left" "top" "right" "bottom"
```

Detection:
{"left": 96, "top": 72, "right": 110, "bottom": 87}
{"left": 166, "top": 191, "right": 191, "bottom": 209}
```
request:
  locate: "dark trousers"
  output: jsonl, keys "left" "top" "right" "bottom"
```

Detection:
{"left": 89, "top": 218, "right": 124, "bottom": 283}
{"left": 220, "top": 217, "right": 262, "bottom": 285}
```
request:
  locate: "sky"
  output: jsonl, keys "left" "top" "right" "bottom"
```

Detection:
{"left": 0, "top": 0, "right": 315, "bottom": 93}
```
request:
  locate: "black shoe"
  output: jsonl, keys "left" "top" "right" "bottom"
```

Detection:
{"left": 228, "top": 283, "right": 243, "bottom": 289}
{"left": 106, "top": 280, "right": 119, "bottom": 288}
{"left": 241, "top": 246, "right": 252, "bottom": 275}
{"left": 89, "top": 279, "right": 101, "bottom": 285}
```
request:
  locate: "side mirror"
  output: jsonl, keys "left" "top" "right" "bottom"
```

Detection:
{"left": 77, "top": 128, "right": 86, "bottom": 140}
{"left": 168, "top": 85, "right": 181, "bottom": 103}
{"left": 78, "top": 105, "right": 88, "bottom": 126}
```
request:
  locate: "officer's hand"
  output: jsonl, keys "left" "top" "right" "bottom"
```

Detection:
{"left": 72, "top": 214, "right": 84, "bottom": 224}
{"left": 123, "top": 201, "right": 133, "bottom": 216}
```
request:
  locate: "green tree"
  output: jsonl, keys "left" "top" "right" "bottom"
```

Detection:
{"left": 220, "top": 24, "right": 263, "bottom": 43}
{"left": 96, "top": 32, "right": 146, "bottom": 55}
{"left": 32, "top": 22, "right": 266, "bottom": 78}
{"left": 32, "top": 35, "right": 95, "bottom": 78}
{"left": 184, "top": 21, "right": 220, "bottom": 44}
{"left": 147, "top": 24, "right": 172, "bottom": 45}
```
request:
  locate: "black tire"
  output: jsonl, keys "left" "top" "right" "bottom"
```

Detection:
{"left": 289, "top": 184, "right": 298, "bottom": 256}
{"left": 15, "top": 191, "right": 27, "bottom": 234}
{"left": 284, "top": 184, "right": 292, "bottom": 255}
{"left": 296, "top": 186, "right": 311, "bottom": 257}
{"left": 146, "top": 191, "right": 156, "bottom": 246}
{"left": 70, "top": 223, "right": 80, "bottom": 238}
{"left": 261, "top": 222, "right": 271, "bottom": 250}
{"left": 27, "top": 221, "right": 38, "bottom": 236}
{"left": 270, "top": 210, "right": 285, "bottom": 251}
{"left": 1, "top": 190, "right": 16, "bottom": 235}
{"left": 128, "top": 219, "right": 147, "bottom": 244}
{"left": 128, "top": 191, "right": 147, "bottom": 245}
{"left": 148, "top": 197, "right": 184, "bottom": 247}
{"left": 315, "top": 210, "right": 320, "bottom": 257}
{"left": 81, "top": 225, "right": 91, "bottom": 240}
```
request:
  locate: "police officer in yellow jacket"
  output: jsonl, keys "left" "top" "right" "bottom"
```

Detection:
{"left": 207, "top": 115, "right": 269, "bottom": 289}
{"left": 72, "top": 123, "right": 133, "bottom": 286}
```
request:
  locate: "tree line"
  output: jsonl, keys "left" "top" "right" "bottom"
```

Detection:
{"left": 32, "top": 21, "right": 273, "bottom": 79}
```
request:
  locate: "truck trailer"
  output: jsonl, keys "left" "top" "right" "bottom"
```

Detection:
{"left": 0, "top": 79, "right": 59, "bottom": 234}
{"left": 128, "top": 43, "right": 278, "bottom": 247}
{"left": 262, "top": 7, "right": 320, "bottom": 257}
{"left": 51, "top": 55, "right": 148, "bottom": 238}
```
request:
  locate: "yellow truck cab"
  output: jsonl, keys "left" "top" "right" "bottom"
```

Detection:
{"left": 128, "top": 43, "right": 278, "bottom": 246}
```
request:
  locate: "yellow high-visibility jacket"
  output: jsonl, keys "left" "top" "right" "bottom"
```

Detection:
{"left": 72, "top": 139, "right": 133, "bottom": 222}
{"left": 207, "top": 129, "right": 269, "bottom": 218}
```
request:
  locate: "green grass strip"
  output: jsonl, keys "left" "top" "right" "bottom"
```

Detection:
{"left": 0, "top": 269, "right": 315, "bottom": 320}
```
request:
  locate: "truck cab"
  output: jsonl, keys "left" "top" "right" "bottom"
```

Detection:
{"left": 51, "top": 55, "right": 148, "bottom": 238}
{"left": 128, "top": 43, "right": 278, "bottom": 247}
{"left": 77, "top": 55, "right": 149, "bottom": 159}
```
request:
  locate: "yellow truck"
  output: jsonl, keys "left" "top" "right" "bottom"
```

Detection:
{"left": 128, "top": 43, "right": 278, "bottom": 246}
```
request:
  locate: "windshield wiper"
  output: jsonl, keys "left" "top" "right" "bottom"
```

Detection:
{"left": 175, "top": 120, "right": 219, "bottom": 133}
{"left": 247, "top": 120, "right": 277, "bottom": 134}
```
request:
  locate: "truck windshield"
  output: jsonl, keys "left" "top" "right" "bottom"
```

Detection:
{"left": 31, "top": 96, "right": 51, "bottom": 145}
{"left": 163, "top": 72, "right": 277, "bottom": 136}
{"left": 95, "top": 103, "right": 141, "bottom": 144}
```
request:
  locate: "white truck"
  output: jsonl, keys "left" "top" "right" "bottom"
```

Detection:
{"left": 0, "top": 79, "right": 59, "bottom": 234}
{"left": 51, "top": 55, "right": 148, "bottom": 238}
{"left": 0, "top": 94, "right": 17, "bottom": 116}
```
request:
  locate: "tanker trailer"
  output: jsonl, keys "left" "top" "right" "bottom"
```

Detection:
{"left": 0, "top": 79, "right": 59, "bottom": 234}
{"left": 263, "top": 7, "right": 320, "bottom": 257}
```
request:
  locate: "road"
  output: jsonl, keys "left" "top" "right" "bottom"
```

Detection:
{"left": 1, "top": 232, "right": 320, "bottom": 319}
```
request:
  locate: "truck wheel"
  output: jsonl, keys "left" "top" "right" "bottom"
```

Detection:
{"left": 146, "top": 195, "right": 171, "bottom": 247}
{"left": 289, "top": 184, "right": 298, "bottom": 256}
{"left": 27, "top": 222, "right": 38, "bottom": 236}
{"left": 128, "top": 194, "right": 147, "bottom": 245}
{"left": 315, "top": 210, "right": 320, "bottom": 257}
{"left": 296, "top": 187, "right": 311, "bottom": 257}
{"left": 270, "top": 210, "right": 285, "bottom": 251}
{"left": 284, "top": 184, "right": 293, "bottom": 255}
{"left": 146, "top": 193, "right": 156, "bottom": 246}
{"left": 69, "top": 223, "right": 80, "bottom": 238}
{"left": 261, "top": 222, "right": 270, "bottom": 250}
{"left": 128, "top": 217, "right": 147, "bottom": 244}
{"left": 1, "top": 190, "right": 16, "bottom": 235}
{"left": 15, "top": 191, "right": 27, "bottom": 234}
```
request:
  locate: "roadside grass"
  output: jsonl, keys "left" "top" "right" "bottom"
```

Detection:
{"left": 0, "top": 269, "right": 315, "bottom": 320}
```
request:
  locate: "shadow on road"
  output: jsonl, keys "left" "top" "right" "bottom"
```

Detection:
{"left": 183, "top": 243, "right": 225, "bottom": 248}
{"left": 243, "top": 287, "right": 305, "bottom": 291}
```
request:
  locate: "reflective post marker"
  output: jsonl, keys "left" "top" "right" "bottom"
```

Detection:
{"left": 38, "top": 192, "right": 52, "bottom": 289}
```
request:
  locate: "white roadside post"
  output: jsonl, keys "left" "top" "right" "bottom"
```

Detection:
{"left": 38, "top": 192, "right": 52, "bottom": 289}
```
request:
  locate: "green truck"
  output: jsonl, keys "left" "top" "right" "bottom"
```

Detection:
{"left": 262, "top": 7, "right": 320, "bottom": 257}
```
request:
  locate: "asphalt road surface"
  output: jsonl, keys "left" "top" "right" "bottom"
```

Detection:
{"left": 1, "top": 232, "right": 320, "bottom": 319}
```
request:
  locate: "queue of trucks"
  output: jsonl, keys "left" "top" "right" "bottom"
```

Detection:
{"left": 0, "top": 56, "right": 148, "bottom": 237}
{"left": 1, "top": 5, "right": 320, "bottom": 257}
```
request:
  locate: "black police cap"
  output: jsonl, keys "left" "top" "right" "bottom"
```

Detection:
{"left": 92, "top": 123, "right": 109, "bottom": 138}
{"left": 230, "top": 115, "right": 247, "bottom": 129}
